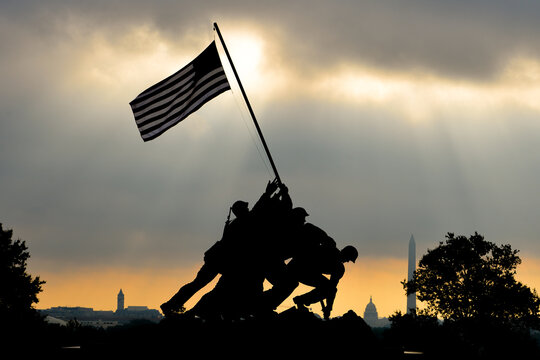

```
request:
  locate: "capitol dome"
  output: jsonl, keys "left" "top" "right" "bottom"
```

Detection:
{"left": 363, "top": 296, "right": 379, "bottom": 323}
{"left": 364, "top": 297, "right": 377, "bottom": 313}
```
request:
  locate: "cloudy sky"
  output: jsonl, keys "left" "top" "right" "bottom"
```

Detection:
{"left": 2, "top": 0, "right": 540, "bottom": 317}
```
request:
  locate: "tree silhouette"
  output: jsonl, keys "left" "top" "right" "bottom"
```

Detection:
{"left": 0, "top": 223, "right": 45, "bottom": 324}
{"left": 403, "top": 232, "right": 540, "bottom": 328}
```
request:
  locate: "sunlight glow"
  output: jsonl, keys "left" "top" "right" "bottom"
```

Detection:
{"left": 58, "top": 23, "right": 287, "bottom": 114}
{"left": 30, "top": 15, "right": 540, "bottom": 127}
{"left": 216, "top": 28, "right": 287, "bottom": 103}
{"left": 220, "top": 31, "right": 264, "bottom": 88}
{"left": 67, "top": 25, "right": 191, "bottom": 95}
{"left": 310, "top": 56, "right": 540, "bottom": 122}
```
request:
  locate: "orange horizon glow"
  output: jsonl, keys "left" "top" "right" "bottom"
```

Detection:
{"left": 34, "top": 255, "right": 540, "bottom": 319}
{"left": 33, "top": 257, "right": 410, "bottom": 318}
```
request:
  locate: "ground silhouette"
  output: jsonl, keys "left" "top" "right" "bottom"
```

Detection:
{"left": 56, "top": 308, "right": 384, "bottom": 358}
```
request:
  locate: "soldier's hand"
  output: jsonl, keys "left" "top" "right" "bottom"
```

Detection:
{"left": 266, "top": 179, "right": 279, "bottom": 194}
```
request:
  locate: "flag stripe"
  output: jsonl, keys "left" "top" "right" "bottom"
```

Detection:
{"left": 132, "top": 64, "right": 195, "bottom": 108}
{"left": 134, "top": 79, "right": 194, "bottom": 123}
{"left": 132, "top": 69, "right": 196, "bottom": 116}
{"left": 135, "top": 67, "right": 226, "bottom": 126}
{"left": 138, "top": 76, "right": 229, "bottom": 139}
{"left": 137, "top": 71, "right": 228, "bottom": 134}
{"left": 130, "top": 41, "right": 231, "bottom": 141}
{"left": 141, "top": 82, "right": 231, "bottom": 141}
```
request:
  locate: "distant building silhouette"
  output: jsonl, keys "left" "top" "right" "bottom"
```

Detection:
{"left": 362, "top": 296, "right": 389, "bottom": 328}
{"left": 407, "top": 235, "right": 416, "bottom": 314}
{"left": 117, "top": 288, "right": 125, "bottom": 312}
{"left": 364, "top": 296, "right": 378, "bottom": 323}
{"left": 40, "top": 289, "right": 162, "bottom": 327}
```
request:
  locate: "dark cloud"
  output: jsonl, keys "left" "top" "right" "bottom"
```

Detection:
{"left": 275, "top": 0, "right": 540, "bottom": 79}
{"left": 2, "top": 0, "right": 540, "bottom": 271}
{"left": 3, "top": 1, "right": 540, "bottom": 79}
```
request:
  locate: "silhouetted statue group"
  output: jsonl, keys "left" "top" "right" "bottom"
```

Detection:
{"left": 161, "top": 180, "right": 358, "bottom": 320}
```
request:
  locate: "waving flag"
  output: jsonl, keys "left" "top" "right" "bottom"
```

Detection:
{"left": 130, "top": 41, "right": 231, "bottom": 141}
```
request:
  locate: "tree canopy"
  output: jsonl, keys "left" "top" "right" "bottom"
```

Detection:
{"left": 403, "top": 232, "right": 540, "bottom": 327}
{"left": 0, "top": 223, "right": 45, "bottom": 323}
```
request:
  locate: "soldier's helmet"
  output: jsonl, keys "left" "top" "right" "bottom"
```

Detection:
{"left": 231, "top": 200, "right": 249, "bottom": 216}
{"left": 291, "top": 207, "right": 309, "bottom": 218}
{"left": 341, "top": 245, "right": 358, "bottom": 263}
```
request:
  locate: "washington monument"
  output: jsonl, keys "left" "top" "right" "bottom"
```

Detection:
{"left": 407, "top": 235, "right": 416, "bottom": 313}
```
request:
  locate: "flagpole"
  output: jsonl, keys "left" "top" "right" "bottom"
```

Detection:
{"left": 213, "top": 22, "right": 282, "bottom": 185}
